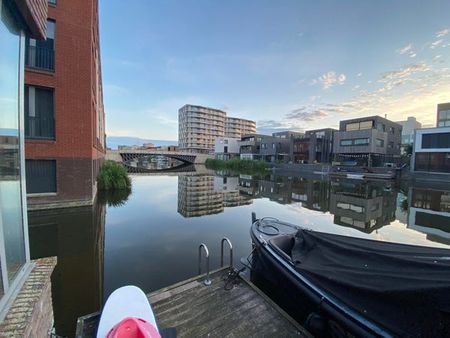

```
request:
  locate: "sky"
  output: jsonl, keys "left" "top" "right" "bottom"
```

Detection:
{"left": 99, "top": 0, "right": 450, "bottom": 140}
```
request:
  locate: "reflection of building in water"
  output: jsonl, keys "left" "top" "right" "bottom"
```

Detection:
{"left": 178, "top": 175, "right": 224, "bottom": 217}
{"left": 408, "top": 187, "right": 450, "bottom": 245}
{"left": 291, "top": 178, "right": 330, "bottom": 212}
{"left": 27, "top": 202, "right": 105, "bottom": 337}
{"left": 329, "top": 180, "right": 397, "bottom": 233}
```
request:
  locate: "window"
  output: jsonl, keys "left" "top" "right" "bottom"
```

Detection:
{"left": 340, "top": 138, "right": 369, "bottom": 146}
{"left": 376, "top": 139, "right": 384, "bottom": 147}
{"left": 25, "top": 160, "right": 57, "bottom": 193}
{"left": 422, "top": 133, "right": 450, "bottom": 149}
{"left": 345, "top": 121, "right": 373, "bottom": 131}
{"left": 388, "top": 142, "right": 394, "bottom": 149}
{"left": 354, "top": 138, "right": 369, "bottom": 145}
{"left": 25, "top": 86, "right": 55, "bottom": 139}
{"left": 0, "top": 0, "right": 29, "bottom": 311}
{"left": 25, "top": 20, "right": 55, "bottom": 70}
{"left": 48, "top": 0, "right": 56, "bottom": 5}
{"left": 340, "top": 139, "right": 353, "bottom": 146}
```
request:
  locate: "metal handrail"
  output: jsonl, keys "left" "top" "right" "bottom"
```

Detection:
{"left": 198, "top": 243, "right": 211, "bottom": 286}
{"left": 220, "top": 237, "right": 233, "bottom": 268}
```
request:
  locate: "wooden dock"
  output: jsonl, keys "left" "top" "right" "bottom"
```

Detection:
{"left": 76, "top": 267, "right": 310, "bottom": 337}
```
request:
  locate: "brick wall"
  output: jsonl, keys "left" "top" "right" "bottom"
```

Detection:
{"left": 14, "top": 0, "right": 48, "bottom": 39}
{"left": 0, "top": 257, "right": 57, "bottom": 337}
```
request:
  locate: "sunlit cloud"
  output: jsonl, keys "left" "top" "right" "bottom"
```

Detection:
{"left": 436, "top": 29, "right": 449, "bottom": 38}
{"left": 312, "top": 71, "right": 346, "bottom": 89}
{"left": 430, "top": 39, "right": 444, "bottom": 49}
{"left": 397, "top": 44, "right": 412, "bottom": 55}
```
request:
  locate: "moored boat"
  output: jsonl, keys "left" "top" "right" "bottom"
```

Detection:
{"left": 250, "top": 215, "right": 450, "bottom": 337}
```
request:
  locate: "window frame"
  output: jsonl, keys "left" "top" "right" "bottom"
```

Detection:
{"left": 0, "top": 0, "right": 33, "bottom": 319}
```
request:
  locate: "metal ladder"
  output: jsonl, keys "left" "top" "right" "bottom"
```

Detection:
{"left": 198, "top": 237, "right": 233, "bottom": 286}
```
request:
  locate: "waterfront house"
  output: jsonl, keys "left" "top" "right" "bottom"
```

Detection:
{"left": 24, "top": 0, "right": 106, "bottom": 210}
{"left": 239, "top": 133, "right": 291, "bottom": 162}
{"left": 333, "top": 116, "right": 402, "bottom": 167}
{"left": 214, "top": 137, "right": 240, "bottom": 160}
{"left": 0, "top": 0, "right": 57, "bottom": 335}
{"left": 291, "top": 128, "right": 336, "bottom": 164}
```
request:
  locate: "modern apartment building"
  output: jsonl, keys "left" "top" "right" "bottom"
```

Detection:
{"left": 178, "top": 104, "right": 256, "bottom": 154}
{"left": 225, "top": 117, "right": 256, "bottom": 138}
{"left": 333, "top": 116, "right": 402, "bottom": 167}
{"left": 396, "top": 116, "right": 422, "bottom": 146}
{"left": 24, "top": 0, "right": 106, "bottom": 209}
{"left": 214, "top": 137, "right": 240, "bottom": 160}
{"left": 178, "top": 104, "right": 226, "bottom": 154}
{"left": 239, "top": 134, "right": 291, "bottom": 162}
{"left": 412, "top": 126, "right": 450, "bottom": 174}
{"left": 292, "top": 128, "right": 336, "bottom": 164}
{"left": 437, "top": 102, "right": 450, "bottom": 127}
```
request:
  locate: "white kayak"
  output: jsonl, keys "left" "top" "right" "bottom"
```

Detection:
{"left": 97, "top": 285, "right": 159, "bottom": 338}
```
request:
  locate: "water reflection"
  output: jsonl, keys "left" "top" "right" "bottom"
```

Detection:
{"left": 26, "top": 170, "right": 450, "bottom": 337}
{"left": 28, "top": 202, "right": 105, "bottom": 337}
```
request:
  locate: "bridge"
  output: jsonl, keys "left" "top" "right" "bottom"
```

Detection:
{"left": 106, "top": 149, "right": 213, "bottom": 165}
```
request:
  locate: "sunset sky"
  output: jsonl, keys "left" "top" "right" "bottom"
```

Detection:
{"left": 100, "top": 0, "right": 450, "bottom": 140}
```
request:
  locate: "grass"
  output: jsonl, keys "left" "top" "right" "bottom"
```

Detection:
{"left": 205, "top": 158, "right": 269, "bottom": 175}
{"left": 97, "top": 160, "right": 131, "bottom": 191}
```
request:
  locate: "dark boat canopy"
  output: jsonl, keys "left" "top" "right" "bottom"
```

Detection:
{"left": 291, "top": 229, "right": 450, "bottom": 337}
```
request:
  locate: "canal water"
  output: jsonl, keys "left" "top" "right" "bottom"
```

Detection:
{"left": 28, "top": 170, "right": 450, "bottom": 337}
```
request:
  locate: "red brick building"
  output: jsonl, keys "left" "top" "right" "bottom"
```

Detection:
{"left": 25, "top": 0, "right": 105, "bottom": 209}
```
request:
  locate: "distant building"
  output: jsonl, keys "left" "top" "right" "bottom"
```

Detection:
{"left": 272, "top": 131, "right": 304, "bottom": 139}
{"left": 214, "top": 137, "right": 240, "bottom": 160}
{"left": 157, "top": 145, "right": 178, "bottom": 152}
{"left": 25, "top": 0, "right": 106, "bottom": 209}
{"left": 437, "top": 102, "right": 450, "bottom": 127}
{"left": 142, "top": 143, "right": 156, "bottom": 149}
{"left": 225, "top": 117, "right": 256, "bottom": 138}
{"left": 412, "top": 126, "right": 450, "bottom": 174}
{"left": 396, "top": 116, "right": 422, "bottom": 146}
{"left": 292, "top": 128, "right": 336, "bottom": 164}
{"left": 239, "top": 134, "right": 291, "bottom": 162}
{"left": 178, "top": 104, "right": 256, "bottom": 154}
{"left": 333, "top": 116, "right": 402, "bottom": 167}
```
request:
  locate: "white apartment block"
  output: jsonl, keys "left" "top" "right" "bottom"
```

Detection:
{"left": 178, "top": 104, "right": 256, "bottom": 154}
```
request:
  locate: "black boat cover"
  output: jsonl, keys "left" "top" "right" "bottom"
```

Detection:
{"left": 291, "top": 229, "right": 450, "bottom": 337}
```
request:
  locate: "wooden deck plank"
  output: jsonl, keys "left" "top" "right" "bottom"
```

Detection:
{"left": 149, "top": 268, "right": 310, "bottom": 337}
{"left": 76, "top": 268, "right": 311, "bottom": 337}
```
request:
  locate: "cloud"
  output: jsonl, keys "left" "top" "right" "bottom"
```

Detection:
{"left": 382, "top": 63, "right": 429, "bottom": 80}
{"left": 312, "top": 71, "right": 346, "bottom": 89}
{"left": 285, "top": 108, "right": 329, "bottom": 121}
{"left": 436, "top": 29, "right": 449, "bottom": 38}
{"left": 432, "top": 55, "right": 444, "bottom": 64}
{"left": 357, "top": 73, "right": 362, "bottom": 77}
{"left": 430, "top": 39, "right": 444, "bottom": 49}
{"left": 397, "top": 44, "right": 412, "bottom": 55}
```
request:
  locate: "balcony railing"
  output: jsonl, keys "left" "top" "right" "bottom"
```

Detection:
{"left": 26, "top": 46, "right": 55, "bottom": 71}
{"left": 25, "top": 116, "right": 55, "bottom": 139}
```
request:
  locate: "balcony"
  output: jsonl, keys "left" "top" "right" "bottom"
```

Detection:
{"left": 25, "top": 116, "right": 55, "bottom": 139}
{"left": 26, "top": 46, "right": 55, "bottom": 71}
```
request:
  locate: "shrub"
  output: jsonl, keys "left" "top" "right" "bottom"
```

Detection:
{"left": 205, "top": 158, "right": 269, "bottom": 175}
{"left": 97, "top": 160, "right": 131, "bottom": 191}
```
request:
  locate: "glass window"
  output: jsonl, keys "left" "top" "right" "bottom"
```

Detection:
{"left": 25, "top": 19, "right": 55, "bottom": 70}
{"left": 0, "top": 0, "right": 27, "bottom": 294}
{"left": 340, "top": 139, "right": 353, "bottom": 146}
{"left": 354, "top": 138, "right": 369, "bottom": 145}
{"left": 25, "top": 86, "right": 55, "bottom": 139}
{"left": 25, "top": 160, "right": 57, "bottom": 193}
{"left": 359, "top": 121, "right": 373, "bottom": 130}
{"left": 422, "top": 133, "right": 450, "bottom": 149}
{"left": 345, "top": 123, "right": 359, "bottom": 131}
